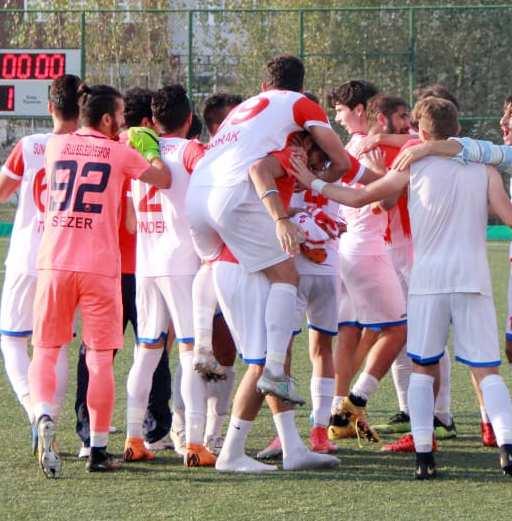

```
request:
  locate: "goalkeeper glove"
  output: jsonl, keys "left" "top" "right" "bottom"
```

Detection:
{"left": 127, "top": 127, "right": 161, "bottom": 162}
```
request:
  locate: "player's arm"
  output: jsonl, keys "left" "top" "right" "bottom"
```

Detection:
{"left": 0, "top": 175, "right": 20, "bottom": 203}
{"left": 392, "top": 140, "right": 461, "bottom": 171}
{"left": 357, "top": 133, "right": 412, "bottom": 155}
{"left": 289, "top": 155, "right": 408, "bottom": 208}
{"left": 249, "top": 156, "right": 301, "bottom": 256}
{"left": 125, "top": 192, "right": 136, "bottom": 234}
{"left": 307, "top": 126, "right": 350, "bottom": 182}
{"left": 127, "top": 127, "right": 171, "bottom": 188}
{"left": 487, "top": 166, "right": 512, "bottom": 225}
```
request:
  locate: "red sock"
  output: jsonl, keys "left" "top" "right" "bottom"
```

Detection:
{"left": 29, "top": 346, "right": 61, "bottom": 420}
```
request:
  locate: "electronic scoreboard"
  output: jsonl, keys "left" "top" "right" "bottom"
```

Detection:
{"left": 0, "top": 49, "right": 81, "bottom": 117}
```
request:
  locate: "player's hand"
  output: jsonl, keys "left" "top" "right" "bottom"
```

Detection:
{"left": 127, "top": 127, "right": 161, "bottom": 162}
{"left": 361, "top": 148, "right": 386, "bottom": 176}
{"left": 392, "top": 144, "right": 431, "bottom": 171}
{"left": 275, "top": 218, "right": 303, "bottom": 256}
{"left": 289, "top": 154, "right": 317, "bottom": 188}
{"left": 356, "top": 133, "right": 382, "bottom": 155}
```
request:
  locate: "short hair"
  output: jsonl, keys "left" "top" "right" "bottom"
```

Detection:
{"left": 412, "top": 96, "right": 459, "bottom": 140}
{"left": 367, "top": 94, "right": 408, "bottom": 127}
{"left": 263, "top": 54, "right": 304, "bottom": 92}
{"left": 124, "top": 87, "right": 154, "bottom": 127}
{"left": 77, "top": 83, "right": 122, "bottom": 128}
{"left": 327, "top": 80, "right": 379, "bottom": 110}
{"left": 504, "top": 96, "right": 512, "bottom": 109}
{"left": 151, "top": 84, "right": 191, "bottom": 133}
{"left": 415, "top": 83, "right": 460, "bottom": 111}
{"left": 187, "top": 113, "right": 203, "bottom": 139}
{"left": 203, "top": 92, "right": 243, "bottom": 134}
{"left": 49, "top": 74, "right": 81, "bottom": 121}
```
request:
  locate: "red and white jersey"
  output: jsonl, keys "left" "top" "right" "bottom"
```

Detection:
{"left": 408, "top": 157, "right": 492, "bottom": 296}
{"left": 339, "top": 133, "right": 388, "bottom": 255}
{"left": 132, "top": 137, "right": 203, "bottom": 277}
{"left": 1, "top": 133, "right": 50, "bottom": 274}
{"left": 190, "top": 89, "right": 330, "bottom": 188}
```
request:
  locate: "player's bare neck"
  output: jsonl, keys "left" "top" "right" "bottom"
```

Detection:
{"left": 53, "top": 119, "right": 79, "bottom": 135}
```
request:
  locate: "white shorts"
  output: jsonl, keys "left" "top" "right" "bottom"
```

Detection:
{"left": 407, "top": 293, "right": 500, "bottom": 367}
{"left": 0, "top": 270, "right": 37, "bottom": 336}
{"left": 338, "top": 252, "right": 407, "bottom": 328}
{"left": 212, "top": 261, "right": 269, "bottom": 365}
{"left": 186, "top": 182, "right": 288, "bottom": 273}
{"left": 136, "top": 275, "right": 194, "bottom": 344}
{"left": 388, "top": 242, "right": 413, "bottom": 296}
{"left": 507, "top": 264, "right": 512, "bottom": 342}
{"left": 294, "top": 274, "right": 339, "bottom": 336}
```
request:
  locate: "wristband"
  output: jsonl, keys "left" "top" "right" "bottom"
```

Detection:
{"left": 311, "top": 178, "right": 328, "bottom": 193}
{"left": 261, "top": 188, "right": 279, "bottom": 200}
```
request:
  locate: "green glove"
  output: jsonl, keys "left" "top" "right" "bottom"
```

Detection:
{"left": 127, "top": 127, "right": 160, "bottom": 162}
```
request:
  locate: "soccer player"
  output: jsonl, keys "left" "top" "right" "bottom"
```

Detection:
{"left": 29, "top": 83, "right": 170, "bottom": 477}
{"left": 125, "top": 85, "right": 216, "bottom": 467}
{"left": 0, "top": 75, "right": 81, "bottom": 444}
{"left": 290, "top": 96, "right": 512, "bottom": 479}
{"left": 327, "top": 84, "right": 406, "bottom": 442}
{"left": 74, "top": 87, "right": 173, "bottom": 459}
{"left": 186, "top": 55, "right": 350, "bottom": 405}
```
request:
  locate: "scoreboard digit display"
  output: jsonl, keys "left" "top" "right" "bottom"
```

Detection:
{"left": 0, "top": 49, "right": 81, "bottom": 117}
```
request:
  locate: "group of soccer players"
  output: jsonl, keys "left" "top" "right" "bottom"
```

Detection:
{"left": 2, "top": 54, "right": 512, "bottom": 480}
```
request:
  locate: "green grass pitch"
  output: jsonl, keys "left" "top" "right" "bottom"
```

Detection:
{"left": 1, "top": 239, "right": 512, "bottom": 521}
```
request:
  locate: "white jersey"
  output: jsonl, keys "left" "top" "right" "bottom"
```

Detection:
{"left": 290, "top": 189, "right": 340, "bottom": 276}
{"left": 190, "top": 89, "right": 330, "bottom": 188}
{"left": 0, "top": 133, "right": 50, "bottom": 275}
{"left": 408, "top": 156, "right": 492, "bottom": 296}
{"left": 339, "top": 133, "right": 388, "bottom": 255}
{"left": 132, "top": 137, "right": 200, "bottom": 277}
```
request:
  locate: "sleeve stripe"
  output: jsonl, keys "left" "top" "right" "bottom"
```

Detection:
{"left": 350, "top": 165, "right": 366, "bottom": 186}
{"left": 1, "top": 165, "right": 22, "bottom": 180}
{"left": 303, "top": 120, "right": 332, "bottom": 130}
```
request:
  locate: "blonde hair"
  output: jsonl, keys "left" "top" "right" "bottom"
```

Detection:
{"left": 412, "top": 96, "right": 459, "bottom": 139}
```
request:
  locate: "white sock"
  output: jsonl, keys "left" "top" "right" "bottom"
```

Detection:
{"left": 351, "top": 372, "right": 379, "bottom": 402}
{"left": 310, "top": 376, "right": 334, "bottom": 427}
{"left": 434, "top": 352, "right": 452, "bottom": 422}
{"left": 218, "top": 417, "right": 252, "bottom": 460}
{"left": 408, "top": 373, "right": 435, "bottom": 453}
{"left": 126, "top": 347, "right": 164, "bottom": 438}
{"left": 480, "top": 406, "right": 490, "bottom": 423}
{"left": 391, "top": 345, "right": 411, "bottom": 413}
{"left": 331, "top": 395, "right": 345, "bottom": 415}
{"left": 205, "top": 365, "right": 235, "bottom": 441}
{"left": 172, "top": 359, "right": 185, "bottom": 432}
{"left": 480, "top": 374, "right": 512, "bottom": 446}
{"left": 180, "top": 350, "right": 207, "bottom": 445}
{"left": 264, "top": 283, "right": 297, "bottom": 377}
{"left": 0, "top": 335, "right": 32, "bottom": 420}
{"left": 273, "top": 410, "right": 306, "bottom": 458}
{"left": 192, "top": 264, "right": 218, "bottom": 351}
{"left": 90, "top": 431, "right": 108, "bottom": 448}
{"left": 52, "top": 345, "right": 69, "bottom": 421}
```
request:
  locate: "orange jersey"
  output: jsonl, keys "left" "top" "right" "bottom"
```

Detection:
{"left": 38, "top": 128, "right": 150, "bottom": 277}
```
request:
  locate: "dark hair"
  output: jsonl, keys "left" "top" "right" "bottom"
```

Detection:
{"left": 187, "top": 113, "right": 203, "bottom": 139}
{"left": 78, "top": 83, "right": 123, "bottom": 128}
{"left": 151, "top": 84, "right": 191, "bottom": 133}
{"left": 366, "top": 94, "right": 408, "bottom": 127}
{"left": 124, "top": 87, "right": 154, "bottom": 127}
{"left": 415, "top": 84, "right": 460, "bottom": 111}
{"left": 412, "top": 96, "right": 459, "bottom": 140}
{"left": 203, "top": 92, "right": 243, "bottom": 134}
{"left": 49, "top": 74, "right": 81, "bottom": 121}
{"left": 327, "top": 80, "right": 379, "bottom": 110}
{"left": 264, "top": 54, "right": 304, "bottom": 92}
{"left": 303, "top": 91, "right": 320, "bottom": 104}
{"left": 504, "top": 96, "right": 512, "bottom": 109}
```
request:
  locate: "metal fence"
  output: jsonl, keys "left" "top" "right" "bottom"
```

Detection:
{"left": 1, "top": 5, "right": 511, "bottom": 154}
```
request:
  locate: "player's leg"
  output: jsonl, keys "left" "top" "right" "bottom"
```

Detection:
{"left": 0, "top": 270, "right": 38, "bottom": 423}
{"left": 452, "top": 293, "right": 512, "bottom": 474}
{"left": 79, "top": 272, "right": 124, "bottom": 472}
{"left": 205, "top": 313, "right": 237, "bottom": 455}
{"left": 407, "top": 293, "right": 450, "bottom": 480}
{"left": 470, "top": 371, "right": 497, "bottom": 447}
{"left": 30, "top": 269, "right": 77, "bottom": 478}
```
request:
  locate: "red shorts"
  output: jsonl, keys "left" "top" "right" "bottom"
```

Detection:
{"left": 33, "top": 270, "right": 123, "bottom": 350}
